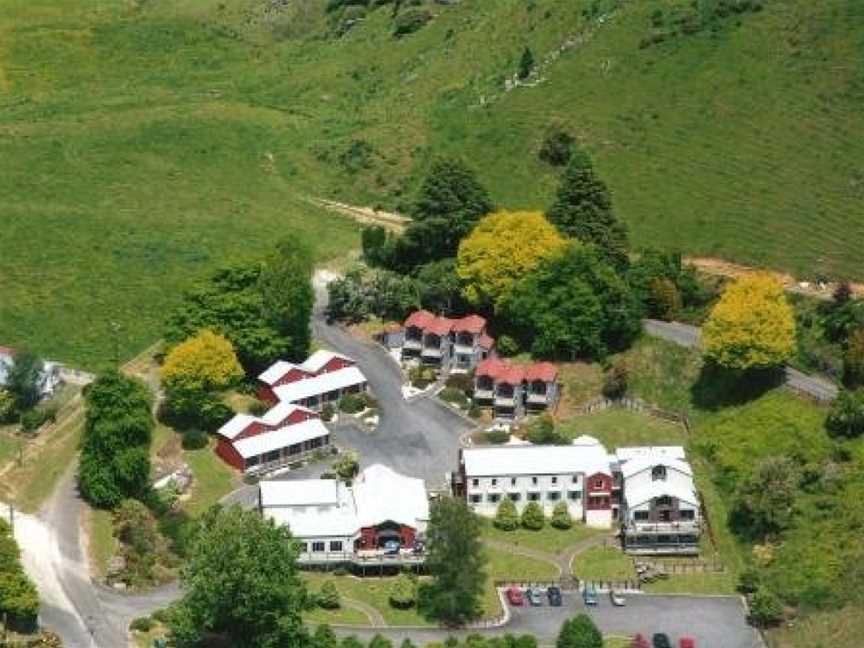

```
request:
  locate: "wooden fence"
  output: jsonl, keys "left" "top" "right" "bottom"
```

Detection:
{"left": 570, "top": 396, "right": 692, "bottom": 434}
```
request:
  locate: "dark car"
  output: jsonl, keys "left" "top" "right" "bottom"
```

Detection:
{"left": 506, "top": 586, "right": 524, "bottom": 606}
{"left": 546, "top": 586, "right": 563, "bottom": 607}
{"left": 652, "top": 633, "right": 672, "bottom": 648}
{"left": 412, "top": 540, "right": 425, "bottom": 555}
{"left": 526, "top": 588, "right": 543, "bottom": 606}
{"left": 582, "top": 585, "right": 599, "bottom": 606}
{"left": 382, "top": 540, "right": 401, "bottom": 555}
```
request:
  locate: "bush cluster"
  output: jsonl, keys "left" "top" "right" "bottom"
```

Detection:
{"left": 0, "top": 519, "right": 39, "bottom": 631}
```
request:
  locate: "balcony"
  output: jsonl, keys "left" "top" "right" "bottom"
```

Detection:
{"left": 494, "top": 394, "right": 517, "bottom": 407}
{"left": 421, "top": 346, "right": 444, "bottom": 359}
{"left": 454, "top": 342, "right": 476, "bottom": 356}
{"left": 526, "top": 392, "right": 550, "bottom": 406}
{"left": 403, "top": 337, "right": 422, "bottom": 350}
{"left": 474, "top": 388, "right": 494, "bottom": 402}
{"left": 625, "top": 520, "right": 700, "bottom": 534}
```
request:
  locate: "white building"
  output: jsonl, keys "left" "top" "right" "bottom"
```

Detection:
{"left": 616, "top": 447, "right": 701, "bottom": 554}
{"left": 260, "top": 464, "right": 429, "bottom": 562}
{"left": 456, "top": 435, "right": 617, "bottom": 528}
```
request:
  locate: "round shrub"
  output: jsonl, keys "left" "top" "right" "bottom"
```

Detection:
{"left": 550, "top": 501, "right": 573, "bottom": 530}
{"left": 317, "top": 581, "right": 341, "bottom": 610}
{"left": 602, "top": 362, "right": 628, "bottom": 400}
{"left": 494, "top": 497, "right": 519, "bottom": 531}
{"left": 749, "top": 587, "right": 783, "bottom": 626}
{"left": 181, "top": 429, "right": 209, "bottom": 450}
{"left": 496, "top": 335, "right": 519, "bottom": 357}
{"left": 521, "top": 501, "right": 545, "bottom": 530}
{"left": 737, "top": 567, "right": 761, "bottom": 594}
{"left": 130, "top": 616, "right": 153, "bottom": 632}
{"left": 338, "top": 393, "right": 364, "bottom": 414}
{"left": 389, "top": 573, "right": 418, "bottom": 609}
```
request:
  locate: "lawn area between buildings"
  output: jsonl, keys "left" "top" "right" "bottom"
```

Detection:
{"left": 641, "top": 572, "right": 737, "bottom": 596}
{"left": 557, "top": 409, "right": 688, "bottom": 449}
{"left": 480, "top": 517, "right": 605, "bottom": 555}
{"left": 179, "top": 438, "right": 238, "bottom": 517}
{"left": 305, "top": 546, "right": 559, "bottom": 627}
{"left": 571, "top": 546, "right": 637, "bottom": 582}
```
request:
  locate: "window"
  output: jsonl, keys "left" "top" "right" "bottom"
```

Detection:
{"left": 551, "top": 476, "right": 558, "bottom": 485}
{"left": 330, "top": 541, "right": 343, "bottom": 552}
{"left": 680, "top": 509, "right": 695, "bottom": 520}
{"left": 531, "top": 477, "right": 538, "bottom": 485}
{"left": 312, "top": 542, "right": 325, "bottom": 552}
{"left": 568, "top": 491, "right": 581, "bottom": 501}
{"left": 470, "top": 494, "right": 481, "bottom": 504}
{"left": 655, "top": 496, "right": 672, "bottom": 507}
{"left": 511, "top": 477, "right": 517, "bottom": 486}
{"left": 488, "top": 494, "right": 501, "bottom": 503}
{"left": 651, "top": 465, "right": 667, "bottom": 481}
{"left": 491, "top": 478, "right": 498, "bottom": 486}
{"left": 547, "top": 491, "right": 561, "bottom": 501}
{"left": 594, "top": 479, "right": 604, "bottom": 489}
{"left": 508, "top": 493, "right": 521, "bottom": 502}
{"left": 634, "top": 511, "right": 649, "bottom": 521}
{"left": 571, "top": 475, "right": 579, "bottom": 484}
{"left": 527, "top": 492, "right": 540, "bottom": 502}
{"left": 472, "top": 478, "right": 479, "bottom": 487}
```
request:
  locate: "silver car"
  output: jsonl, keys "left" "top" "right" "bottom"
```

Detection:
{"left": 610, "top": 590, "right": 626, "bottom": 606}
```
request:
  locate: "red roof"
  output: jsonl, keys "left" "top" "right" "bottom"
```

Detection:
{"left": 498, "top": 364, "right": 526, "bottom": 385}
{"left": 476, "top": 357, "right": 508, "bottom": 380}
{"left": 426, "top": 317, "right": 455, "bottom": 337}
{"left": 404, "top": 310, "right": 436, "bottom": 329}
{"left": 525, "top": 362, "right": 558, "bottom": 383}
{"left": 452, "top": 315, "right": 487, "bottom": 335}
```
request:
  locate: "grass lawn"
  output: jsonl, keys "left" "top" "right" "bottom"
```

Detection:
{"left": 557, "top": 409, "right": 688, "bottom": 449}
{"left": 555, "top": 362, "right": 604, "bottom": 415}
{"left": 765, "top": 605, "right": 864, "bottom": 648}
{"left": 180, "top": 438, "right": 238, "bottom": 517}
{"left": 0, "top": 427, "right": 21, "bottom": 466}
{"left": 87, "top": 508, "right": 116, "bottom": 580}
{"left": 572, "top": 546, "right": 636, "bottom": 581}
{"left": 642, "top": 572, "right": 737, "bottom": 596}
{"left": 480, "top": 518, "right": 606, "bottom": 555}
{"left": 303, "top": 602, "right": 372, "bottom": 627}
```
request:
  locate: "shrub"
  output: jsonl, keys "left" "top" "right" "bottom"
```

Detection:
{"left": 550, "top": 501, "right": 573, "bottom": 529}
{"left": 393, "top": 9, "right": 431, "bottom": 37}
{"left": 445, "top": 373, "right": 473, "bottom": 394}
{"left": 843, "top": 328, "right": 864, "bottom": 387}
{"left": 321, "top": 403, "right": 336, "bottom": 422}
{"left": 389, "top": 573, "right": 418, "bottom": 609}
{"left": 749, "top": 587, "right": 784, "bottom": 626}
{"left": 338, "top": 393, "right": 365, "bottom": 414}
{"left": 601, "top": 362, "right": 628, "bottom": 399}
{"left": 248, "top": 399, "right": 269, "bottom": 416}
{"left": 493, "top": 497, "right": 519, "bottom": 531}
{"left": 130, "top": 616, "right": 153, "bottom": 632}
{"left": 468, "top": 404, "right": 482, "bottom": 419}
{"left": 181, "top": 429, "right": 209, "bottom": 450}
{"left": 650, "top": 277, "right": 682, "bottom": 320}
{"left": 439, "top": 387, "right": 468, "bottom": 406}
{"left": 520, "top": 502, "right": 545, "bottom": 530}
{"left": 409, "top": 366, "right": 436, "bottom": 389}
{"left": 737, "top": 567, "right": 761, "bottom": 594}
{"left": 517, "top": 46, "right": 535, "bottom": 80}
{"left": 525, "top": 414, "right": 566, "bottom": 445}
{"left": 20, "top": 405, "right": 56, "bottom": 432}
{"left": 825, "top": 389, "right": 864, "bottom": 439}
{"left": 485, "top": 429, "right": 509, "bottom": 444}
{"left": 0, "top": 390, "right": 16, "bottom": 424}
{"left": 557, "top": 613, "right": 602, "bottom": 648}
{"left": 360, "top": 392, "right": 379, "bottom": 409}
{"left": 539, "top": 128, "right": 575, "bottom": 166}
{"left": 317, "top": 581, "right": 341, "bottom": 610}
{"left": 333, "top": 450, "right": 360, "bottom": 480}
{"left": 496, "top": 335, "right": 519, "bottom": 357}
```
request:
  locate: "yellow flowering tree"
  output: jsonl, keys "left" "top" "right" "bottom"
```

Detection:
{"left": 703, "top": 273, "right": 796, "bottom": 370}
{"left": 162, "top": 330, "right": 244, "bottom": 429}
{"left": 456, "top": 210, "right": 567, "bottom": 310}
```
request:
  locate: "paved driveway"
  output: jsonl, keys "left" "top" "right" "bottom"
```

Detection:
{"left": 336, "top": 593, "right": 762, "bottom": 647}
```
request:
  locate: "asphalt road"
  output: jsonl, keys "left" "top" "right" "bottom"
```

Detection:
{"left": 642, "top": 319, "right": 838, "bottom": 402}
{"left": 334, "top": 592, "right": 762, "bottom": 647}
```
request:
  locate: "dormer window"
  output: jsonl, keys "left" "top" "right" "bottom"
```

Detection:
{"left": 651, "top": 465, "right": 667, "bottom": 481}
{"left": 655, "top": 496, "right": 672, "bottom": 507}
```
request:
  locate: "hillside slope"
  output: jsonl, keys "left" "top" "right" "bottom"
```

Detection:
{"left": 1, "top": 0, "right": 863, "bottom": 366}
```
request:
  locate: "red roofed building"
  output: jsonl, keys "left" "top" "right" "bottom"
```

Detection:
{"left": 395, "top": 310, "right": 494, "bottom": 373}
{"left": 474, "top": 358, "right": 559, "bottom": 419}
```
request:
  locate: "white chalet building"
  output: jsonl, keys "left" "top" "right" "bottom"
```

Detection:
{"left": 456, "top": 435, "right": 616, "bottom": 528}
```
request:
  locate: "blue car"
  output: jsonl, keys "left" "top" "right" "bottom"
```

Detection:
{"left": 582, "top": 585, "right": 599, "bottom": 606}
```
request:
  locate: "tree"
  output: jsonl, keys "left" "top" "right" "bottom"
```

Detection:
{"left": 825, "top": 389, "right": 864, "bottom": 439}
{"left": 313, "top": 625, "right": 339, "bottom": 648}
{"left": 362, "top": 226, "right": 390, "bottom": 267}
{"left": 539, "top": 127, "right": 575, "bottom": 167}
{"left": 520, "top": 502, "right": 545, "bottom": 530}
{"left": 749, "top": 587, "right": 784, "bottom": 626}
{"left": 333, "top": 450, "right": 360, "bottom": 480}
{"left": 550, "top": 502, "right": 573, "bottom": 530}
{"left": 556, "top": 614, "right": 603, "bottom": 648}
{"left": 627, "top": 248, "right": 707, "bottom": 316}
{"left": 525, "top": 414, "right": 567, "bottom": 445}
{"left": 843, "top": 328, "right": 864, "bottom": 387}
{"left": 505, "top": 243, "right": 642, "bottom": 360}
{"left": 649, "top": 277, "right": 682, "bottom": 321}
{"left": 415, "top": 259, "right": 467, "bottom": 315}
{"left": 0, "top": 519, "right": 39, "bottom": 630}
{"left": 601, "top": 361, "right": 628, "bottom": 399}
{"left": 389, "top": 573, "right": 418, "bottom": 609}
{"left": 326, "top": 267, "right": 418, "bottom": 323}
{"left": 493, "top": 497, "right": 519, "bottom": 531}
{"left": 733, "top": 456, "right": 799, "bottom": 540}
{"left": 423, "top": 497, "right": 487, "bottom": 625}
{"left": 703, "top": 273, "right": 796, "bottom": 371}
{"left": 457, "top": 211, "right": 567, "bottom": 311}
{"left": 547, "top": 152, "right": 629, "bottom": 269}
{"left": 79, "top": 371, "right": 154, "bottom": 509}
{"left": 518, "top": 46, "right": 535, "bottom": 79}
{"left": 317, "top": 581, "right": 341, "bottom": 610}
{"left": 258, "top": 238, "right": 315, "bottom": 361}
{"left": 4, "top": 350, "right": 43, "bottom": 412}
{"left": 385, "top": 158, "right": 493, "bottom": 271}
{"left": 168, "top": 506, "right": 311, "bottom": 648}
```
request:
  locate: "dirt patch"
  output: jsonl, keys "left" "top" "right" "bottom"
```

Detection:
{"left": 687, "top": 256, "right": 864, "bottom": 300}
{"left": 308, "top": 198, "right": 408, "bottom": 232}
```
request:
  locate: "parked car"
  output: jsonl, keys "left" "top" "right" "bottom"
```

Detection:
{"left": 546, "top": 586, "right": 562, "bottom": 607}
{"left": 652, "top": 634, "right": 672, "bottom": 648}
{"left": 630, "top": 635, "right": 650, "bottom": 648}
{"left": 506, "top": 586, "right": 524, "bottom": 606}
{"left": 610, "top": 590, "right": 626, "bottom": 606}
{"left": 582, "top": 585, "right": 599, "bottom": 606}
{"left": 412, "top": 540, "right": 425, "bottom": 555}
{"left": 526, "top": 588, "right": 543, "bottom": 606}
{"left": 678, "top": 639, "right": 696, "bottom": 648}
{"left": 382, "top": 540, "right": 401, "bottom": 555}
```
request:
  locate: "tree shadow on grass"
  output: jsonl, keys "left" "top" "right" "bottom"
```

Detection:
{"left": 690, "top": 363, "right": 784, "bottom": 411}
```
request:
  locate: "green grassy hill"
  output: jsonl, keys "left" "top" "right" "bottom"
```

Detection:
{"left": 2, "top": 0, "right": 863, "bottom": 367}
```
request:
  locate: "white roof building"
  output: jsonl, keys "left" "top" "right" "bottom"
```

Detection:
{"left": 353, "top": 464, "right": 430, "bottom": 529}
{"left": 273, "top": 366, "right": 367, "bottom": 405}
{"left": 615, "top": 446, "right": 687, "bottom": 463}
{"left": 462, "top": 438, "right": 614, "bottom": 478}
{"left": 233, "top": 419, "right": 330, "bottom": 460}
{"left": 300, "top": 350, "right": 354, "bottom": 374}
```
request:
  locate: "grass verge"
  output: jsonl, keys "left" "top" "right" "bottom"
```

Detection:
{"left": 480, "top": 518, "right": 605, "bottom": 555}
{"left": 572, "top": 546, "right": 637, "bottom": 581}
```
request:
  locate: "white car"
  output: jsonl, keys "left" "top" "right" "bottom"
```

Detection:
{"left": 610, "top": 590, "right": 626, "bottom": 607}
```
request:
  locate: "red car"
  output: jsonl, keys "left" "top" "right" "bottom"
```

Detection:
{"left": 631, "top": 635, "right": 650, "bottom": 648}
{"left": 679, "top": 639, "right": 696, "bottom": 648}
{"left": 506, "top": 586, "right": 524, "bottom": 606}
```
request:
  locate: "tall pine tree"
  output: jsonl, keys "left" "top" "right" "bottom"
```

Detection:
{"left": 547, "top": 151, "right": 629, "bottom": 270}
